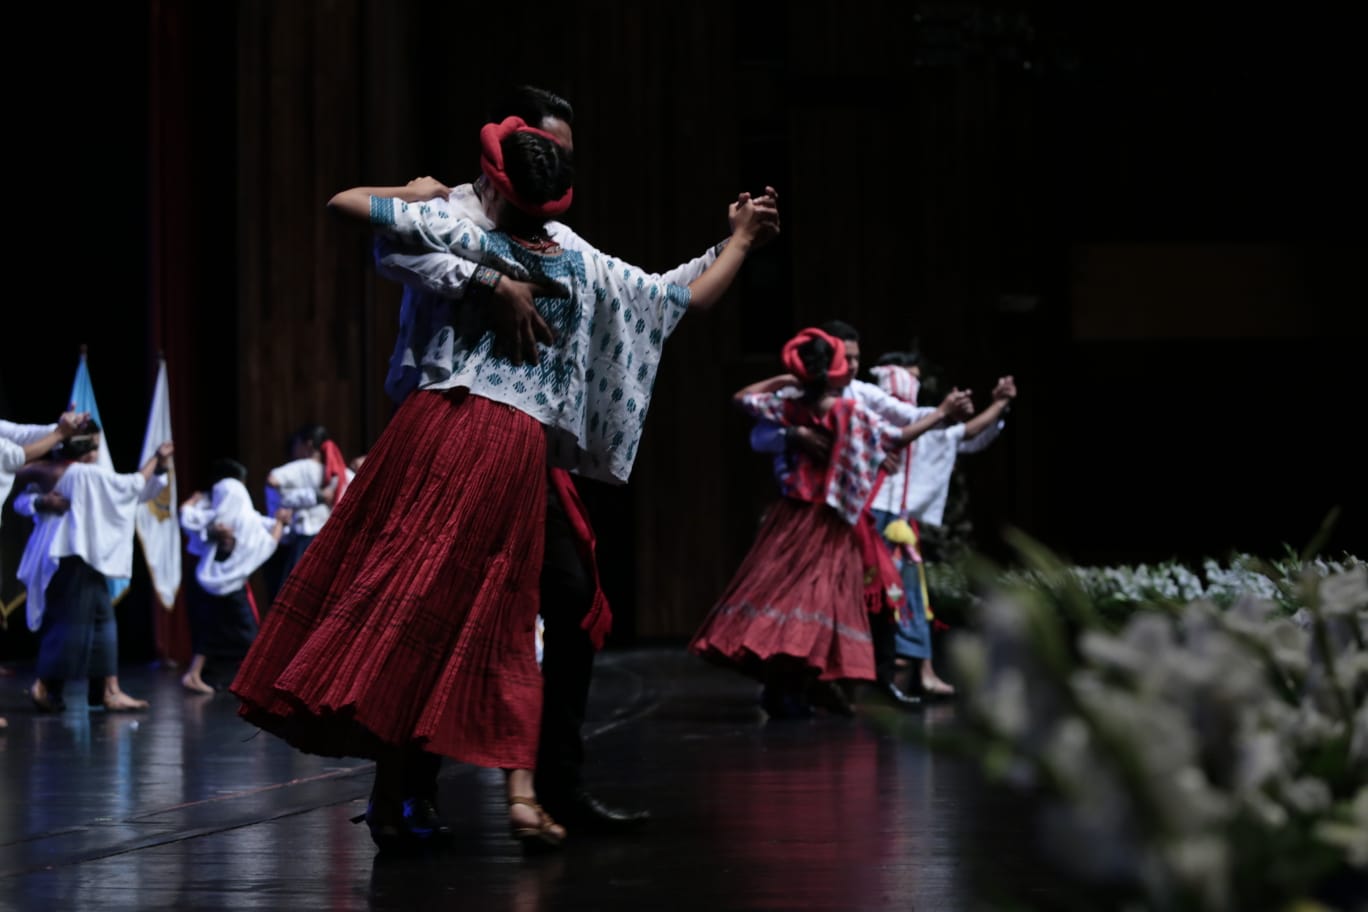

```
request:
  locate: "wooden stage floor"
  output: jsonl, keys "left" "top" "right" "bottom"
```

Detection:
{"left": 0, "top": 648, "right": 1058, "bottom": 911}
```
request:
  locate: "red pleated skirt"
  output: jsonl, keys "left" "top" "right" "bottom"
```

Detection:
{"left": 688, "top": 498, "right": 875, "bottom": 682}
{"left": 230, "top": 391, "right": 547, "bottom": 769}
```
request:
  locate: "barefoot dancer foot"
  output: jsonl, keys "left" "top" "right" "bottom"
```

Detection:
{"left": 180, "top": 655, "right": 214, "bottom": 694}
{"left": 98, "top": 677, "right": 150, "bottom": 711}
{"left": 919, "top": 660, "right": 955, "bottom": 697}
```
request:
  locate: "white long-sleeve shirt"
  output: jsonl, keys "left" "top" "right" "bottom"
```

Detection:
{"left": 182, "top": 479, "right": 280, "bottom": 595}
{"left": 265, "top": 458, "right": 353, "bottom": 538}
{"left": 15, "top": 462, "right": 166, "bottom": 629}
{"left": 871, "top": 414, "right": 1004, "bottom": 526}
{"left": 374, "top": 182, "right": 724, "bottom": 405}
{"left": 362, "top": 185, "right": 721, "bottom": 484}
{"left": 0, "top": 421, "right": 57, "bottom": 528}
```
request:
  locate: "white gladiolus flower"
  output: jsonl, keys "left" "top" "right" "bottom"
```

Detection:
{"left": 949, "top": 636, "right": 989, "bottom": 690}
{"left": 1123, "top": 612, "right": 1176, "bottom": 654}
{"left": 1338, "top": 651, "right": 1368, "bottom": 687}
{"left": 1349, "top": 703, "right": 1368, "bottom": 764}
{"left": 1162, "top": 834, "right": 1230, "bottom": 911}
{"left": 1235, "top": 731, "right": 1287, "bottom": 792}
{"left": 1284, "top": 705, "right": 1345, "bottom": 751}
{"left": 1314, "top": 819, "right": 1368, "bottom": 868}
{"left": 1265, "top": 619, "right": 1312, "bottom": 676}
{"left": 1241, "top": 791, "right": 1290, "bottom": 829}
{"left": 1282, "top": 777, "right": 1334, "bottom": 815}
{"left": 977, "top": 667, "right": 1029, "bottom": 739}
{"left": 1316, "top": 565, "right": 1367, "bottom": 617}
{"left": 934, "top": 555, "right": 1366, "bottom": 908}
{"left": 1042, "top": 717, "right": 1095, "bottom": 785}
{"left": 1079, "top": 631, "right": 1147, "bottom": 675}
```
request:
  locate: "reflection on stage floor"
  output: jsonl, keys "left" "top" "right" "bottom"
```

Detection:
{"left": 0, "top": 648, "right": 1056, "bottom": 911}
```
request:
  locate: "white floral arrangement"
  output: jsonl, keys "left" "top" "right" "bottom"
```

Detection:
{"left": 928, "top": 553, "right": 1363, "bottom": 627}
{"left": 943, "top": 538, "right": 1367, "bottom": 911}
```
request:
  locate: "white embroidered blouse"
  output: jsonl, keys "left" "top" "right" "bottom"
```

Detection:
{"left": 368, "top": 191, "right": 694, "bottom": 485}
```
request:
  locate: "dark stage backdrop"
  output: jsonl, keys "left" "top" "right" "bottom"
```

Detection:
{"left": 2, "top": 1, "right": 1364, "bottom": 661}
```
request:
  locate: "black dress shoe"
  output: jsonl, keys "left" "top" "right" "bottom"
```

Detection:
{"left": 868, "top": 679, "right": 922, "bottom": 709}
{"left": 806, "top": 679, "right": 856, "bottom": 717}
{"left": 542, "top": 789, "right": 651, "bottom": 833}
{"left": 760, "top": 686, "right": 814, "bottom": 720}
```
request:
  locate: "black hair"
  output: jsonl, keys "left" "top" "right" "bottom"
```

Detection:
{"left": 493, "top": 85, "right": 575, "bottom": 127}
{"left": 874, "top": 349, "right": 924, "bottom": 369}
{"left": 796, "top": 335, "right": 836, "bottom": 403}
{"left": 288, "top": 424, "right": 328, "bottom": 455}
{"left": 209, "top": 457, "right": 248, "bottom": 484}
{"left": 59, "top": 433, "right": 101, "bottom": 460}
{"left": 818, "top": 320, "right": 860, "bottom": 343}
{"left": 501, "top": 131, "right": 575, "bottom": 209}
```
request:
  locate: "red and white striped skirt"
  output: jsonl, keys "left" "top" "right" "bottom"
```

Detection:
{"left": 689, "top": 498, "right": 876, "bottom": 682}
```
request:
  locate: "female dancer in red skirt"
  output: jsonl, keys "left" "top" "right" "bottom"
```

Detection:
{"left": 231, "top": 117, "right": 779, "bottom": 851}
{"left": 689, "top": 328, "right": 963, "bottom": 718}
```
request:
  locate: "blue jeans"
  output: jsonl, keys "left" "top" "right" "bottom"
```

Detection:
{"left": 869, "top": 509, "right": 931, "bottom": 661}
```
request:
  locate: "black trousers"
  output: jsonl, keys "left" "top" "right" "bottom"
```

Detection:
{"left": 36, "top": 557, "right": 118, "bottom": 696}
{"left": 869, "top": 609, "right": 898, "bottom": 685}
{"left": 534, "top": 480, "right": 597, "bottom": 799}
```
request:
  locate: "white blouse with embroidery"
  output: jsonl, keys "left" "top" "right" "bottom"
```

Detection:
{"left": 369, "top": 194, "right": 693, "bottom": 485}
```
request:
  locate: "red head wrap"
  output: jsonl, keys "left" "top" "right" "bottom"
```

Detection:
{"left": 781, "top": 327, "right": 852, "bottom": 387}
{"left": 479, "top": 116, "right": 574, "bottom": 218}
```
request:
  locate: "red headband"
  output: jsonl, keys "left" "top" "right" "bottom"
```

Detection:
{"left": 479, "top": 116, "right": 574, "bottom": 219}
{"left": 781, "top": 328, "right": 851, "bottom": 386}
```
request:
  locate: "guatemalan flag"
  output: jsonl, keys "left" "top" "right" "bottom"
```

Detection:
{"left": 134, "top": 357, "right": 181, "bottom": 609}
{"left": 68, "top": 349, "right": 129, "bottom": 603}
